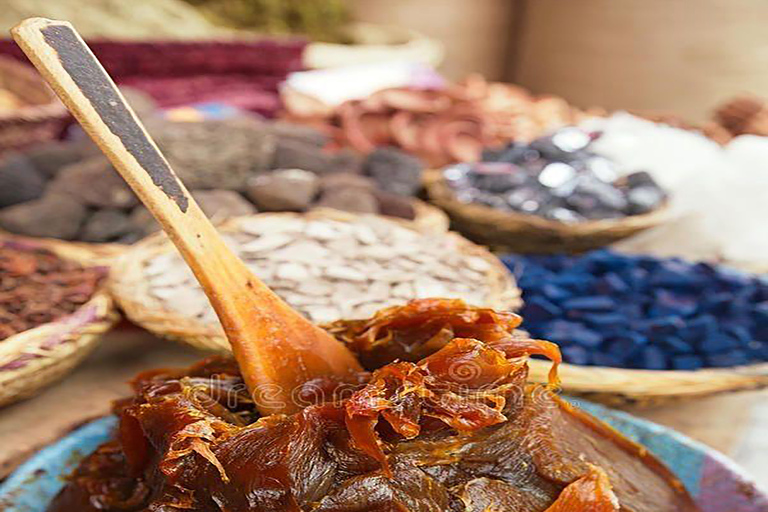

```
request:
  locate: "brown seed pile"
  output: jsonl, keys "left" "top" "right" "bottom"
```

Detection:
{"left": 0, "top": 244, "right": 106, "bottom": 340}
{"left": 143, "top": 214, "right": 513, "bottom": 324}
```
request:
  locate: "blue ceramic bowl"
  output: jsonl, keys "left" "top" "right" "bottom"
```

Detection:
{"left": 1, "top": 402, "right": 765, "bottom": 512}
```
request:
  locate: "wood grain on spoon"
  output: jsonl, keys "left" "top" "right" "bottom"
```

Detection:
{"left": 11, "top": 17, "right": 362, "bottom": 415}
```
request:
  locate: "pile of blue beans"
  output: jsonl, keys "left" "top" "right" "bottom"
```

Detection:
{"left": 501, "top": 250, "right": 768, "bottom": 370}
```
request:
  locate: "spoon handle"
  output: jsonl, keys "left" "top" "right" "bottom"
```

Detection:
{"left": 12, "top": 18, "right": 361, "bottom": 414}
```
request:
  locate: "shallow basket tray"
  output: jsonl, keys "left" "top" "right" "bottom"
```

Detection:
{"left": 527, "top": 359, "right": 768, "bottom": 406}
{"left": 1, "top": 399, "right": 765, "bottom": 512}
{"left": 424, "top": 169, "right": 671, "bottom": 254}
{"left": 0, "top": 239, "right": 119, "bottom": 408}
{"left": 110, "top": 210, "right": 520, "bottom": 353}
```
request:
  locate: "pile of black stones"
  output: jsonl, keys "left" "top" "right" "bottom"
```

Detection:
{"left": 443, "top": 127, "right": 667, "bottom": 222}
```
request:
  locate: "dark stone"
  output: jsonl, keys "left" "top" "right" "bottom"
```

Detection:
{"left": 316, "top": 188, "right": 378, "bottom": 214}
{"left": 567, "top": 175, "right": 628, "bottom": 214}
{"left": 523, "top": 297, "right": 562, "bottom": 323}
{"left": 530, "top": 127, "right": 591, "bottom": 161}
{"left": 680, "top": 315, "right": 718, "bottom": 343}
{"left": 245, "top": 169, "right": 319, "bottom": 211}
{"left": 706, "top": 350, "right": 749, "bottom": 368}
{"left": 191, "top": 190, "right": 257, "bottom": 221}
{"left": 0, "top": 152, "right": 46, "bottom": 208}
{"left": 267, "top": 121, "right": 329, "bottom": 148}
{"left": 505, "top": 186, "right": 546, "bottom": 213}
{"left": 502, "top": 248, "right": 768, "bottom": 370}
{"left": 272, "top": 139, "right": 335, "bottom": 175}
{"left": 373, "top": 189, "right": 416, "bottom": 220}
{"left": 658, "top": 336, "right": 694, "bottom": 354}
{"left": 50, "top": 157, "right": 139, "bottom": 209}
{"left": 364, "top": 147, "right": 423, "bottom": 196}
{"left": 0, "top": 192, "right": 86, "bottom": 240}
{"left": 128, "top": 207, "right": 160, "bottom": 237}
{"left": 672, "top": 354, "right": 704, "bottom": 371}
{"left": 24, "top": 141, "right": 90, "bottom": 178}
{"left": 638, "top": 345, "right": 668, "bottom": 370}
{"left": 560, "top": 345, "right": 590, "bottom": 366}
{"left": 561, "top": 296, "right": 616, "bottom": 312}
{"left": 650, "top": 290, "right": 698, "bottom": 318}
{"left": 592, "top": 352, "right": 623, "bottom": 367}
{"left": 79, "top": 208, "right": 131, "bottom": 242}
{"left": 540, "top": 284, "right": 571, "bottom": 302}
{"left": 582, "top": 312, "right": 625, "bottom": 329}
{"left": 606, "top": 333, "right": 646, "bottom": 359}
{"left": 626, "top": 185, "right": 666, "bottom": 215}
{"left": 540, "top": 205, "right": 584, "bottom": 223}
{"left": 623, "top": 171, "right": 659, "bottom": 189}
{"left": 595, "top": 272, "right": 630, "bottom": 295}
{"left": 319, "top": 173, "right": 376, "bottom": 192}
{"left": 330, "top": 149, "right": 364, "bottom": 174}
{"left": 699, "top": 333, "right": 739, "bottom": 353}
{"left": 150, "top": 117, "right": 275, "bottom": 190}
{"left": 569, "top": 327, "right": 603, "bottom": 348}
{"left": 470, "top": 163, "right": 527, "bottom": 193}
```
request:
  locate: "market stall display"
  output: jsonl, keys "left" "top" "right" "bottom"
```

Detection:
{"left": 0, "top": 239, "right": 117, "bottom": 407}
{"left": 2, "top": 399, "right": 765, "bottom": 512}
{"left": 110, "top": 210, "right": 519, "bottom": 352}
{"left": 586, "top": 113, "right": 768, "bottom": 272}
{"left": 282, "top": 75, "right": 593, "bottom": 167}
{"left": 40, "top": 301, "right": 699, "bottom": 512}
{"left": 503, "top": 250, "right": 768, "bottom": 403}
{"left": 0, "top": 115, "right": 443, "bottom": 247}
{"left": 8, "top": 20, "right": 708, "bottom": 511}
{"left": 1, "top": 0, "right": 767, "bottom": 505}
{"left": 425, "top": 127, "right": 669, "bottom": 253}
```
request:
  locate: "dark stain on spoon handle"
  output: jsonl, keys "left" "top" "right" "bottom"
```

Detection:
{"left": 41, "top": 25, "right": 189, "bottom": 212}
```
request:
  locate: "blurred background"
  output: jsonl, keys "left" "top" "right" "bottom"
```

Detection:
{"left": 353, "top": 0, "right": 768, "bottom": 122}
{"left": 0, "top": 0, "right": 767, "bottom": 506}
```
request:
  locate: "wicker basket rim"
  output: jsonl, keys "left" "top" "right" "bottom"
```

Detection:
{"left": 0, "top": 241, "right": 119, "bottom": 408}
{"left": 424, "top": 168, "right": 672, "bottom": 235}
{"left": 527, "top": 358, "right": 768, "bottom": 402}
{"left": 0, "top": 285, "right": 115, "bottom": 360}
{"left": 0, "top": 230, "right": 124, "bottom": 267}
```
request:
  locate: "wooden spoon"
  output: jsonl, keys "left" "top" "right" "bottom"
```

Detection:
{"left": 12, "top": 18, "right": 362, "bottom": 415}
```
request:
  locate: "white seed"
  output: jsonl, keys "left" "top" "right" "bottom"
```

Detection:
{"left": 142, "top": 214, "right": 507, "bottom": 326}
{"left": 241, "top": 233, "right": 293, "bottom": 253}
{"left": 276, "top": 262, "right": 309, "bottom": 281}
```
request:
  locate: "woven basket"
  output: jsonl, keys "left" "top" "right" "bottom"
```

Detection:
{"left": 0, "top": 56, "right": 68, "bottom": 153}
{"left": 527, "top": 359, "right": 768, "bottom": 406}
{"left": 0, "top": 241, "right": 119, "bottom": 408}
{"left": 407, "top": 198, "right": 449, "bottom": 233}
{"left": 110, "top": 210, "right": 520, "bottom": 353}
{"left": 0, "top": 229, "right": 124, "bottom": 267}
{"left": 304, "top": 23, "right": 443, "bottom": 69}
{"left": 424, "top": 169, "right": 671, "bottom": 254}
